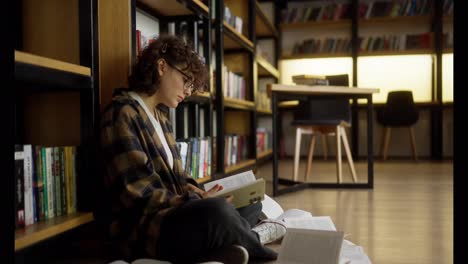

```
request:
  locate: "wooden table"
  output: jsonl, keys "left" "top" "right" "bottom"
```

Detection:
{"left": 267, "top": 84, "right": 379, "bottom": 196}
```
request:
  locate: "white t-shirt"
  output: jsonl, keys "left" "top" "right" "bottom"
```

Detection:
{"left": 128, "top": 92, "right": 174, "bottom": 169}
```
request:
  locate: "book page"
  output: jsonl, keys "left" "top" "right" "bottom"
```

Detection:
{"left": 284, "top": 216, "right": 336, "bottom": 231}
{"left": 339, "top": 240, "right": 372, "bottom": 264}
{"left": 274, "top": 209, "right": 313, "bottom": 222}
{"left": 278, "top": 228, "right": 344, "bottom": 264}
{"left": 260, "top": 194, "right": 284, "bottom": 220}
{"left": 203, "top": 170, "right": 256, "bottom": 191}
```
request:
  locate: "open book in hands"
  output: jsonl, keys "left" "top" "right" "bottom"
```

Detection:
{"left": 203, "top": 170, "right": 265, "bottom": 209}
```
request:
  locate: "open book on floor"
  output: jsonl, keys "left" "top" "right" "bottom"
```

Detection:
{"left": 260, "top": 195, "right": 372, "bottom": 264}
{"left": 203, "top": 170, "right": 265, "bottom": 209}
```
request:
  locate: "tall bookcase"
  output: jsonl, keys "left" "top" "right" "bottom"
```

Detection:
{"left": 255, "top": 1, "right": 280, "bottom": 165}
{"left": 14, "top": 0, "right": 98, "bottom": 253}
{"left": 279, "top": 0, "right": 453, "bottom": 159}
{"left": 213, "top": 0, "right": 279, "bottom": 178}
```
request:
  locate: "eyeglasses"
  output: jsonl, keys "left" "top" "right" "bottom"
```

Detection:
{"left": 166, "top": 61, "right": 194, "bottom": 93}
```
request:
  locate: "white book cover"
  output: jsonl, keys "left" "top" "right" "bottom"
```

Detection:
{"left": 23, "top": 144, "right": 34, "bottom": 226}
{"left": 278, "top": 228, "right": 344, "bottom": 264}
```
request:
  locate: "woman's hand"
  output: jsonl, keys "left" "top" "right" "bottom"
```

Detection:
{"left": 185, "top": 183, "right": 234, "bottom": 203}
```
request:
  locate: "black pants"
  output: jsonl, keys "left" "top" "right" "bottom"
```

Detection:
{"left": 156, "top": 197, "right": 277, "bottom": 263}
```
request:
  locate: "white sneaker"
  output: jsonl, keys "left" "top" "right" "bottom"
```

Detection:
{"left": 252, "top": 219, "right": 287, "bottom": 245}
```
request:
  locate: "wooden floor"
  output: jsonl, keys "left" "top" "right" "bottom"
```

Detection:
{"left": 255, "top": 159, "right": 453, "bottom": 264}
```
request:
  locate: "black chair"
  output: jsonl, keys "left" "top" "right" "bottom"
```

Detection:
{"left": 376, "top": 90, "right": 419, "bottom": 160}
{"left": 292, "top": 74, "right": 357, "bottom": 183}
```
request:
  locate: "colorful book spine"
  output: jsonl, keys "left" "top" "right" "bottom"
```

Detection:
{"left": 14, "top": 145, "right": 25, "bottom": 229}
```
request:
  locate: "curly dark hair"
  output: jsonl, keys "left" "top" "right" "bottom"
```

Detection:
{"left": 128, "top": 34, "right": 209, "bottom": 96}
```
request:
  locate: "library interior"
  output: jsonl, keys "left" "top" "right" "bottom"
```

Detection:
{"left": 13, "top": 0, "right": 453, "bottom": 263}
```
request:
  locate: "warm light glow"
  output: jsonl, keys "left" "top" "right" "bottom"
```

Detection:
{"left": 442, "top": 54, "right": 453, "bottom": 102}
{"left": 279, "top": 58, "right": 353, "bottom": 84}
{"left": 357, "top": 55, "right": 433, "bottom": 103}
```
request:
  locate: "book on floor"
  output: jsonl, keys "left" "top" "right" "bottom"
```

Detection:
{"left": 203, "top": 170, "right": 265, "bottom": 209}
{"left": 278, "top": 228, "right": 344, "bottom": 264}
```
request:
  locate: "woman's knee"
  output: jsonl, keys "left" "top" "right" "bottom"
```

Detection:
{"left": 196, "top": 197, "right": 237, "bottom": 222}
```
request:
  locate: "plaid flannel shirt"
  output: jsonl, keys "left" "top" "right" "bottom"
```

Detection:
{"left": 100, "top": 90, "right": 201, "bottom": 258}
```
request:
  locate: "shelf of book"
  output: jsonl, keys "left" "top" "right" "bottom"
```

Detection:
{"left": 224, "top": 97, "right": 255, "bottom": 110}
{"left": 443, "top": 48, "right": 453, "bottom": 54}
{"left": 255, "top": 1, "right": 278, "bottom": 37}
{"left": 137, "top": 0, "right": 208, "bottom": 17}
{"left": 280, "top": 19, "right": 351, "bottom": 31}
{"left": 281, "top": 52, "right": 351, "bottom": 60}
{"left": 15, "top": 50, "right": 91, "bottom": 77}
{"left": 256, "top": 56, "right": 279, "bottom": 78}
{"left": 195, "top": 175, "right": 212, "bottom": 184}
{"left": 15, "top": 212, "right": 94, "bottom": 252}
{"left": 359, "top": 15, "right": 431, "bottom": 26}
{"left": 257, "top": 149, "right": 272, "bottom": 160}
{"left": 225, "top": 159, "right": 256, "bottom": 175}
{"left": 222, "top": 21, "right": 254, "bottom": 51}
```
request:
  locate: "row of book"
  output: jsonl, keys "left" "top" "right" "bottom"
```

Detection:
{"left": 281, "top": 3, "right": 351, "bottom": 24}
{"left": 257, "top": 89, "right": 271, "bottom": 111}
{"left": 256, "top": 128, "right": 272, "bottom": 154}
{"left": 291, "top": 32, "right": 433, "bottom": 55}
{"left": 292, "top": 38, "right": 352, "bottom": 55}
{"left": 224, "top": 134, "right": 249, "bottom": 167}
{"left": 217, "top": 65, "right": 247, "bottom": 100}
{"left": 357, "top": 0, "right": 431, "bottom": 19}
{"left": 224, "top": 5, "right": 243, "bottom": 35}
{"left": 281, "top": 0, "right": 448, "bottom": 24}
{"left": 177, "top": 137, "right": 212, "bottom": 180}
{"left": 443, "top": 0, "right": 453, "bottom": 16}
{"left": 14, "top": 145, "right": 78, "bottom": 229}
{"left": 359, "top": 33, "right": 433, "bottom": 51}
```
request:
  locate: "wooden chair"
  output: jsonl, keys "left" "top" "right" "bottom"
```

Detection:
{"left": 376, "top": 90, "right": 419, "bottom": 160}
{"left": 292, "top": 74, "right": 357, "bottom": 183}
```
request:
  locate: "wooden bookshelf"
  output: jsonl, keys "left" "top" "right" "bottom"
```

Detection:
{"left": 223, "top": 21, "right": 254, "bottom": 51}
{"left": 256, "top": 108, "right": 272, "bottom": 115}
{"left": 256, "top": 56, "right": 279, "bottom": 78}
{"left": 15, "top": 212, "right": 94, "bottom": 252}
{"left": 257, "top": 149, "right": 272, "bottom": 160}
{"left": 15, "top": 50, "right": 91, "bottom": 76}
{"left": 184, "top": 92, "right": 212, "bottom": 104}
{"left": 443, "top": 48, "right": 453, "bottom": 54}
{"left": 137, "top": 0, "right": 208, "bottom": 16}
{"left": 281, "top": 19, "right": 351, "bottom": 30}
{"left": 224, "top": 97, "right": 255, "bottom": 110}
{"left": 225, "top": 159, "right": 256, "bottom": 174}
{"left": 281, "top": 52, "right": 351, "bottom": 60}
{"left": 255, "top": 1, "right": 278, "bottom": 37}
